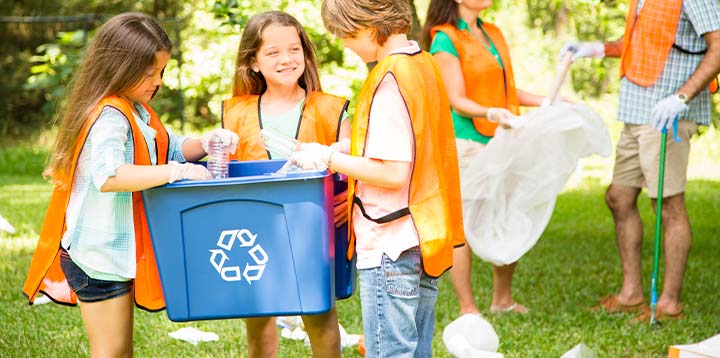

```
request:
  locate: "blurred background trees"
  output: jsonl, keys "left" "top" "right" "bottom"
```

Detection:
{"left": 1, "top": 0, "right": 716, "bottom": 141}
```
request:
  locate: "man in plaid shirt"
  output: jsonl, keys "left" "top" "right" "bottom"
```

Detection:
{"left": 561, "top": 0, "right": 720, "bottom": 322}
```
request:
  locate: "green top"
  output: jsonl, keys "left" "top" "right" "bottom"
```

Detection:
{"left": 429, "top": 17, "right": 504, "bottom": 144}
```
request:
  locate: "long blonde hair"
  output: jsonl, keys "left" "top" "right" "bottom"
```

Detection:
{"left": 46, "top": 12, "right": 172, "bottom": 184}
{"left": 231, "top": 11, "right": 322, "bottom": 96}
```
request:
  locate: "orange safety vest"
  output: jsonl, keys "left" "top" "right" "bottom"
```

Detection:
{"left": 222, "top": 91, "right": 349, "bottom": 159}
{"left": 23, "top": 96, "right": 168, "bottom": 311}
{"left": 620, "top": 0, "right": 684, "bottom": 87}
{"left": 348, "top": 50, "right": 466, "bottom": 278}
{"left": 431, "top": 22, "right": 520, "bottom": 137}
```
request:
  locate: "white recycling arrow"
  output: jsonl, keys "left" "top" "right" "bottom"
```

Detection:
{"left": 217, "top": 229, "right": 239, "bottom": 251}
{"left": 248, "top": 245, "right": 268, "bottom": 265}
{"left": 221, "top": 265, "right": 242, "bottom": 281}
{"left": 243, "top": 263, "right": 266, "bottom": 284}
{"left": 236, "top": 229, "right": 257, "bottom": 247}
{"left": 209, "top": 249, "right": 228, "bottom": 273}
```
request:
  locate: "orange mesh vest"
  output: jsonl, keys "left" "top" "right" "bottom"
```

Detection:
{"left": 222, "top": 91, "right": 349, "bottom": 159}
{"left": 431, "top": 22, "right": 520, "bottom": 137}
{"left": 23, "top": 96, "right": 168, "bottom": 311}
{"left": 620, "top": 0, "right": 683, "bottom": 86}
{"left": 348, "top": 51, "right": 466, "bottom": 277}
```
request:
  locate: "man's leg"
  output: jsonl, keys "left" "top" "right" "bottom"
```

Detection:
{"left": 654, "top": 193, "right": 690, "bottom": 315}
{"left": 605, "top": 183, "right": 646, "bottom": 306}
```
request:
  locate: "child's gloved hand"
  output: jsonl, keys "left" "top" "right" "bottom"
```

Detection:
{"left": 330, "top": 138, "right": 350, "bottom": 154}
{"left": 168, "top": 161, "right": 212, "bottom": 183}
{"left": 289, "top": 142, "right": 335, "bottom": 170}
{"left": 201, "top": 128, "right": 240, "bottom": 154}
{"left": 487, "top": 108, "right": 519, "bottom": 129}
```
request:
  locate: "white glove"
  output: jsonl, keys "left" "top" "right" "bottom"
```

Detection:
{"left": 559, "top": 41, "right": 605, "bottom": 61}
{"left": 487, "top": 107, "right": 520, "bottom": 129}
{"left": 168, "top": 161, "right": 212, "bottom": 183}
{"left": 651, "top": 94, "right": 687, "bottom": 131}
{"left": 330, "top": 138, "right": 350, "bottom": 154}
{"left": 201, "top": 128, "right": 239, "bottom": 154}
{"left": 289, "top": 142, "right": 334, "bottom": 171}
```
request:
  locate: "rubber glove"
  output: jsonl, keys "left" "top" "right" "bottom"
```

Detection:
{"left": 168, "top": 161, "right": 212, "bottom": 183}
{"left": 651, "top": 94, "right": 687, "bottom": 131}
{"left": 330, "top": 138, "right": 350, "bottom": 154}
{"left": 201, "top": 128, "right": 240, "bottom": 154}
{"left": 559, "top": 41, "right": 605, "bottom": 61}
{"left": 289, "top": 142, "right": 334, "bottom": 171}
{"left": 487, "top": 107, "right": 520, "bottom": 129}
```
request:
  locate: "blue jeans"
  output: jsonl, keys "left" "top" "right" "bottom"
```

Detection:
{"left": 59, "top": 248, "right": 132, "bottom": 302}
{"left": 359, "top": 246, "right": 439, "bottom": 358}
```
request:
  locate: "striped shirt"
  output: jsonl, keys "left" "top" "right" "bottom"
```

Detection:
{"left": 618, "top": 0, "right": 720, "bottom": 125}
{"left": 61, "top": 103, "right": 187, "bottom": 281}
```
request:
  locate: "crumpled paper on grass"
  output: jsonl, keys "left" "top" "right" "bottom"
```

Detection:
{"left": 168, "top": 326, "right": 219, "bottom": 345}
{"left": 0, "top": 213, "right": 15, "bottom": 234}
{"left": 443, "top": 313, "right": 503, "bottom": 358}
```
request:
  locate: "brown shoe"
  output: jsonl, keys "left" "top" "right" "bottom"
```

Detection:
{"left": 594, "top": 294, "right": 647, "bottom": 313}
{"left": 629, "top": 305, "right": 685, "bottom": 324}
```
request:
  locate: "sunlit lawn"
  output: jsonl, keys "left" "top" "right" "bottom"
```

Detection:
{"left": 1, "top": 130, "right": 719, "bottom": 357}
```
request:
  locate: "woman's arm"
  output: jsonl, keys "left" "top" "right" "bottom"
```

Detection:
{"left": 516, "top": 89, "right": 545, "bottom": 107}
{"left": 433, "top": 52, "right": 492, "bottom": 118}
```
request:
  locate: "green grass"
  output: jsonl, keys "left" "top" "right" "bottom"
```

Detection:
{"left": 1, "top": 143, "right": 719, "bottom": 358}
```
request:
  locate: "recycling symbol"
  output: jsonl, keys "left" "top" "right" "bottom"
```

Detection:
{"left": 209, "top": 229, "right": 268, "bottom": 284}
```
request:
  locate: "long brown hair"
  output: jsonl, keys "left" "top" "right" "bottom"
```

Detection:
{"left": 46, "top": 12, "right": 172, "bottom": 184}
{"left": 421, "top": 0, "right": 459, "bottom": 50}
{"left": 232, "top": 11, "right": 321, "bottom": 96}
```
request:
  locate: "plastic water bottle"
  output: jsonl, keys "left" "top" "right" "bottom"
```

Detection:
{"left": 207, "top": 135, "right": 229, "bottom": 179}
{"left": 259, "top": 128, "right": 298, "bottom": 158}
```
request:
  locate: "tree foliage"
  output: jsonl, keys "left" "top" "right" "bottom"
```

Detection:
{"left": 5, "top": 0, "right": 713, "bottom": 139}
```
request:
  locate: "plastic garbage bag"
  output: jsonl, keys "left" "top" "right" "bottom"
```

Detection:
{"left": 443, "top": 313, "right": 503, "bottom": 358}
{"left": 461, "top": 102, "right": 611, "bottom": 266}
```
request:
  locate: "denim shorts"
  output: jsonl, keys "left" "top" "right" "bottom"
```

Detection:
{"left": 359, "top": 246, "right": 439, "bottom": 358}
{"left": 59, "top": 248, "right": 132, "bottom": 303}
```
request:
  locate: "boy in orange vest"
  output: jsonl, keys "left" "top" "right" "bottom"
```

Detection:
{"left": 291, "top": 0, "right": 465, "bottom": 356}
{"left": 562, "top": 0, "right": 720, "bottom": 322}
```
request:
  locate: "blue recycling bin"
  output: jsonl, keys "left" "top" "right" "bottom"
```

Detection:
{"left": 142, "top": 160, "right": 354, "bottom": 322}
{"left": 333, "top": 174, "right": 356, "bottom": 299}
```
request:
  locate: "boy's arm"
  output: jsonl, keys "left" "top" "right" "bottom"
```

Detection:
{"left": 329, "top": 154, "right": 410, "bottom": 189}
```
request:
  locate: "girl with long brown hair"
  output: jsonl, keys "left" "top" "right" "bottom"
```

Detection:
{"left": 23, "top": 12, "right": 237, "bottom": 357}
{"left": 222, "top": 10, "right": 349, "bottom": 358}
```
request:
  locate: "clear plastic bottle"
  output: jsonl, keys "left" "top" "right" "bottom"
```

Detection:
{"left": 207, "top": 135, "right": 229, "bottom": 179}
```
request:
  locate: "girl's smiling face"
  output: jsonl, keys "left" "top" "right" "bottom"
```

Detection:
{"left": 253, "top": 24, "right": 306, "bottom": 89}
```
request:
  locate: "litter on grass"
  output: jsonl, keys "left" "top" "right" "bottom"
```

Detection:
{"left": 168, "top": 326, "right": 219, "bottom": 345}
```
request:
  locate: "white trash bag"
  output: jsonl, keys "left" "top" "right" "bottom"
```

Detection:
{"left": 443, "top": 314, "right": 504, "bottom": 358}
{"left": 461, "top": 102, "right": 611, "bottom": 266}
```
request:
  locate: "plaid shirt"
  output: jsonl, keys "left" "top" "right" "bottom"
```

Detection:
{"left": 61, "top": 103, "right": 187, "bottom": 281}
{"left": 618, "top": 0, "right": 720, "bottom": 126}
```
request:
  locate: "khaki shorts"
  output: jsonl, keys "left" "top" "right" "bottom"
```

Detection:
{"left": 456, "top": 138, "right": 485, "bottom": 175}
{"left": 611, "top": 121, "right": 697, "bottom": 198}
{"left": 455, "top": 138, "right": 486, "bottom": 202}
